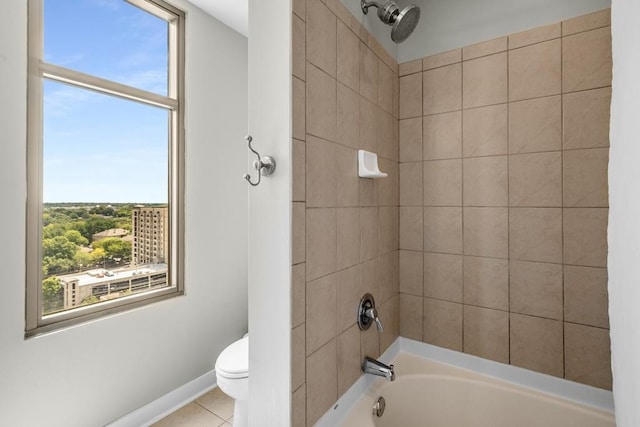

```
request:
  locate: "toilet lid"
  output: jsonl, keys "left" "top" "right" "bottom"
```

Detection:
{"left": 215, "top": 336, "right": 249, "bottom": 379}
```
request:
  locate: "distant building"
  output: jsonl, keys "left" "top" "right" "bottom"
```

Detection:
{"left": 132, "top": 206, "right": 168, "bottom": 265}
{"left": 92, "top": 228, "right": 129, "bottom": 242}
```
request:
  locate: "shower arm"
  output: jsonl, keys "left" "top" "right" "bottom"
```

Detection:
{"left": 361, "top": 0, "right": 382, "bottom": 14}
{"left": 361, "top": 1, "right": 400, "bottom": 24}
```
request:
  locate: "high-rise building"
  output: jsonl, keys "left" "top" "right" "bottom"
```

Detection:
{"left": 132, "top": 206, "right": 168, "bottom": 265}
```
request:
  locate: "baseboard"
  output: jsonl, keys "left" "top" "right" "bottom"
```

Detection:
{"left": 107, "top": 369, "right": 218, "bottom": 427}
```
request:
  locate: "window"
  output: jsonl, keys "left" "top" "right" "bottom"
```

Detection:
{"left": 26, "top": 0, "right": 185, "bottom": 336}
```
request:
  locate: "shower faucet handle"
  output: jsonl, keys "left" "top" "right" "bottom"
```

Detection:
{"left": 358, "top": 293, "right": 384, "bottom": 333}
{"left": 366, "top": 307, "right": 384, "bottom": 333}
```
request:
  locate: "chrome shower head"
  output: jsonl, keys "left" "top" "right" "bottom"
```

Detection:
{"left": 361, "top": 0, "right": 421, "bottom": 43}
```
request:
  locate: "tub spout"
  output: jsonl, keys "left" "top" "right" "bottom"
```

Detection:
{"left": 363, "top": 356, "right": 395, "bottom": 381}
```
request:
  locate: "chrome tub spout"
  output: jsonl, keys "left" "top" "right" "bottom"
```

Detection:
{"left": 362, "top": 356, "right": 395, "bottom": 381}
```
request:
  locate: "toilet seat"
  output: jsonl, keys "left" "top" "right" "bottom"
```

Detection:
{"left": 215, "top": 336, "right": 248, "bottom": 379}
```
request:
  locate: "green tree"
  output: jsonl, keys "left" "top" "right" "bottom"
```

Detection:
{"left": 74, "top": 251, "right": 94, "bottom": 269}
{"left": 83, "top": 216, "right": 116, "bottom": 242}
{"left": 92, "top": 238, "right": 131, "bottom": 261}
{"left": 80, "top": 295, "right": 99, "bottom": 306}
{"left": 64, "top": 229, "right": 89, "bottom": 246}
{"left": 42, "top": 236, "right": 77, "bottom": 260}
{"left": 42, "top": 276, "right": 64, "bottom": 314}
{"left": 43, "top": 223, "right": 67, "bottom": 239}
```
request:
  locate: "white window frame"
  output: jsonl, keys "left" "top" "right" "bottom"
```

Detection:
{"left": 26, "top": 0, "right": 185, "bottom": 337}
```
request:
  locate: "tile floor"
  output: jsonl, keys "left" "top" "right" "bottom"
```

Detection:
{"left": 153, "top": 387, "right": 234, "bottom": 427}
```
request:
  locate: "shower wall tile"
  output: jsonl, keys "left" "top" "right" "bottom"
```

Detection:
{"left": 292, "top": 264, "right": 306, "bottom": 327}
{"left": 422, "top": 48, "right": 461, "bottom": 71}
{"left": 399, "top": 250, "right": 423, "bottom": 296}
{"left": 509, "top": 39, "right": 561, "bottom": 101}
{"left": 293, "top": 77, "right": 306, "bottom": 140}
{"left": 379, "top": 295, "right": 400, "bottom": 349}
{"left": 423, "top": 252, "right": 463, "bottom": 303}
{"left": 359, "top": 97, "right": 378, "bottom": 152}
{"left": 509, "top": 22, "right": 561, "bottom": 49}
{"left": 509, "top": 152, "right": 562, "bottom": 207}
{"left": 306, "top": 339, "right": 337, "bottom": 426}
{"left": 306, "top": 63, "right": 336, "bottom": 141}
{"left": 462, "top": 104, "right": 508, "bottom": 158}
{"left": 399, "top": 118, "right": 422, "bottom": 162}
{"left": 509, "top": 260, "right": 563, "bottom": 319}
{"left": 292, "top": 386, "right": 306, "bottom": 427}
{"left": 378, "top": 158, "right": 399, "bottom": 206}
{"left": 423, "top": 207, "right": 462, "bottom": 254}
{"left": 562, "top": 8, "right": 610, "bottom": 36}
{"left": 423, "top": 112, "right": 462, "bottom": 160}
{"left": 378, "top": 60, "right": 395, "bottom": 115}
{"left": 335, "top": 144, "right": 359, "bottom": 207}
{"left": 305, "top": 208, "right": 337, "bottom": 280}
{"left": 360, "top": 207, "right": 379, "bottom": 262}
{"left": 305, "top": 273, "right": 337, "bottom": 355}
{"left": 293, "top": 139, "right": 306, "bottom": 202}
{"left": 360, "top": 43, "right": 378, "bottom": 103}
{"left": 337, "top": 207, "right": 360, "bottom": 270}
{"left": 293, "top": 15, "right": 306, "bottom": 80}
{"left": 423, "top": 159, "right": 462, "bottom": 207}
{"left": 377, "top": 109, "right": 397, "bottom": 160}
{"left": 562, "top": 27, "right": 612, "bottom": 92}
{"left": 462, "top": 53, "right": 507, "bottom": 109}
{"left": 399, "top": 293, "right": 423, "bottom": 340}
{"left": 510, "top": 314, "right": 563, "bottom": 377}
{"left": 423, "top": 298, "right": 463, "bottom": 351}
{"left": 400, "top": 162, "right": 422, "bottom": 206}
{"left": 463, "top": 305, "right": 509, "bottom": 363}
{"left": 509, "top": 95, "right": 561, "bottom": 154}
{"left": 378, "top": 206, "right": 399, "bottom": 255}
{"left": 463, "top": 156, "right": 508, "bottom": 207}
{"left": 400, "top": 207, "right": 423, "bottom": 250}
{"left": 463, "top": 256, "right": 509, "bottom": 311}
{"left": 359, "top": 178, "right": 379, "bottom": 207}
{"left": 399, "top": 58, "right": 421, "bottom": 76}
{"left": 337, "top": 83, "right": 360, "bottom": 149}
{"left": 564, "top": 265, "right": 609, "bottom": 328}
{"left": 292, "top": 325, "right": 306, "bottom": 390}
{"left": 563, "top": 208, "right": 608, "bottom": 267}
{"left": 563, "top": 87, "right": 611, "bottom": 150}
{"left": 423, "top": 63, "right": 462, "bottom": 115}
{"left": 509, "top": 208, "right": 563, "bottom": 263}
{"left": 462, "top": 36, "right": 507, "bottom": 61}
{"left": 463, "top": 207, "right": 509, "bottom": 258}
{"left": 305, "top": 135, "right": 336, "bottom": 207}
{"left": 360, "top": 322, "right": 380, "bottom": 359}
{"left": 336, "top": 265, "right": 362, "bottom": 333}
{"left": 337, "top": 325, "right": 362, "bottom": 396}
{"left": 292, "top": 202, "right": 306, "bottom": 265}
{"left": 399, "top": 73, "right": 422, "bottom": 119}
{"left": 306, "top": 0, "right": 336, "bottom": 77}
{"left": 293, "top": 0, "right": 306, "bottom": 20}
{"left": 563, "top": 148, "right": 609, "bottom": 207}
{"left": 336, "top": 20, "right": 359, "bottom": 91}
{"left": 564, "top": 323, "right": 612, "bottom": 389}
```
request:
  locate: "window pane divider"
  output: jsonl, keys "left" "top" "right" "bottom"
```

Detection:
{"left": 40, "top": 62, "right": 178, "bottom": 110}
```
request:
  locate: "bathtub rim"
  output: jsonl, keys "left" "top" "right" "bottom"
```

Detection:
{"left": 314, "top": 337, "right": 614, "bottom": 427}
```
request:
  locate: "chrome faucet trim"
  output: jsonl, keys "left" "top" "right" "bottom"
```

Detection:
{"left": 362, "top": 356, "right": 395, "bottom": 381}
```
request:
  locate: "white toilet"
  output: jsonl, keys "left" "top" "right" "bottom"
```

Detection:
{"left": 215, "top": 336, "right": 249, "bottom": 427}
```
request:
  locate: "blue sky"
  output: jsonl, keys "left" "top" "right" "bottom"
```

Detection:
{"left": 43, "top": 0, "right": 169, "bottom": 203}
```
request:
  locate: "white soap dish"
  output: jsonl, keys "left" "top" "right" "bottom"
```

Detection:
{"left": 357, "top": 150, "right": 388, "bottom": 179}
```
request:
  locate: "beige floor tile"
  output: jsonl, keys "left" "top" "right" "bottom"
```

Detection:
{"left": 152, "top": 403, "right": 226, "bottom": 427}
{"left": 196, "top": 388, "right": 235, "bottom": 421}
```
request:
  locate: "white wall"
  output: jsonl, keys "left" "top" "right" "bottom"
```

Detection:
{"left": 0, "top": 1, "right": 248, "bottom": 425}
{"left": 608, "top": 1, "right": 640, "bottom": 425}
{"left": 398, "top": 0, "right": 611, "bottom": 62}
{"left": 246, "top": 0, "right": 291, "bottom": 426}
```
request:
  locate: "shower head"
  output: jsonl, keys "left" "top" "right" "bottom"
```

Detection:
{"left": 361, "top": 1, "right": 421, "bottom": 43}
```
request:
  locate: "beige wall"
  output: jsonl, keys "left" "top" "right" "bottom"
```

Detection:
{"left": 398, "top": 9, "right": 612, "bottom": 390}
{"left": 290, "top": 0, "right": 400, "bottom": 425}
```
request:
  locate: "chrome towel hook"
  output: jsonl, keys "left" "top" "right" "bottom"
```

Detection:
{"left": 243, "top": 135, "right": 276, "bottom": 186}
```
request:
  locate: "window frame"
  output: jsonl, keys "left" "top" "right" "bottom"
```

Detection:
{"left": 26, "top": 0, "right": 186, "bottom": 337}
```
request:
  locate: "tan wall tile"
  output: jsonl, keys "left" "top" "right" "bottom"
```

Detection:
{"left": 509, "top": 95, "right": 562, "bottom": 154}
{"left": 565, "top": 265, "right": 609, "bottom": 328}
{"left": 463, "top": 37, "right": 507, "bottom": 60}
{"left": 564, "top": 323, "right": 612, "bottom": 389}
{"left": 306, "top": 273, "right": 337, "bottom": 355}
{"left": 360, "top": 207, "right": 379, "bottom": 261}
{"left": 293, "top": 15, "right": 306, "bottom": 80}
{"left": 306, "top": 208, "right": 337, "bottom": 280}
{"left": 400, "top": 161, "right": 422, "bottom": 206}
{"left": 463, "top": 256, "right": 509, "bottom": 310}
{"left": 293, "top": 77, "right": 306, "bottom": 141}
{"left": 399, "top": 250, "right": 423, "bottom": 296}
{"left": 378, "top": 60, "right": 394, "bottom": 114}
{"left": 463, "top": 207, "right": 509, "bottom": 258}
{"left": 510, "top": 314, "right": 563, "bottom": 377}
{"left": 422, "top": 48, "right": 462, "bottom": 71}
{"left": 379, "top": 295, "right": 399, "bottom": 350}
{"left": 400, "top": 118, "right": 422, "bottom": 162}
{"left": 400, "top": 207, "right": 422, "bottom": 251}
{"left": 463, "top": 156, "right": 508, "bottom": 207}
{"left": 293, "top": 0, "right": 306, "bottom": 21}
{"left": 424, "top": 207, "right": 463, "bottom": 254}
{"left": 424, "top": 159, "right": 462, "bottom": 206}
{"left": 563, "top": 27, "right": 612, "bottom": 93}
{"left": 337, "top": 325, "right": 362, "bottom": 396}
{"left": 563, "top": 87, "right": 611, "bottom": 150}
{"left": 336, "top": 265, "right": 362, "bottom": 333}
{"left": 463, "top": 53, "right": 507, "bottom": 109}
{"left": 563, "top": 148, "right": 609, "bottom": 207}
{"left": 378, "top": 251, "right": 400, "bottom": 303}
{"left": 359, "top": 97, "right": 378, "bottom": 153}
{"left": 423, "top": 298, "right": 463, "bottom": 351}
{"left": 509, "top": 23, "right": 561, "bottom": 50}
{"left": 293, "top": 202, "right": 306, "bottom": 265}
{"left": 361, "top": 257, "right": 380, "bottom": 301}
{"left": 306, "top": 64, "right": 336, "bottom": 142}
{"left": 378, "top": 158, "right": 399, "bottom": 206}
{"left": 306, "top": 135, "right": 336, "bottom": 207}
{"left": 292, "top": 263, "right": 306, "bottom": 327}
{"left": 359, "top": 177, "right": 379, "bottom": 207}
{"left": 462, "top": 104, "right": 508, "bottom": 157}
{"left": 424, "top": 63, "right": 462, "bottom": 114}
{"left": 378, "top": 207, "right": 399, "bottom": 255}
{"left": 336, "top": 83, "right": 360, "bottom": 149}
{"left": 306, "top": 340, "right": 338, "bottom": 425}
{"left": 399, "top": 73, "right": 422, "bottom": 119}
{"left": 562, "top": 8, "right": 610, "bottom": 36}
{"left": 293, "top": 139, "right": 306, "bottom": 202}
{"left": 509, "top": 152, "right": 562, "bottom": 207}
{"left": 510, "top": 260, "right": 563, "bottom": 319}
{"left": 292, "top": 324, "right": 306, "bottom": 390}
{"left": 360, "top": 42, "right": 378, "bottom": 103}
{"left": 337, "top": 20, "right": 359, "bottom": 91}
{"left": 509, "top": 39, "right": 561, "bottom": 101}
{"left": 424, "top": 252, "right": 463, "bottom": 303}
{"left": 306, "top": 0, "right": 336, "bottom": 77}
{"left": 563, "top": 208, "right": 608, "bottom": 267}
{"left": 337, "top": 207, "right": 360, "bottom": 270}
{"left": 463, "top": 305, "right": 509, "bottom": 363}
{"left": 292, "top": 386, "right": 306, "bottom": 427}
{"left": 399, "top": 293, "right": 423, "bottom": 340}
{"left": 509, "top": 208, "right": 562, "bottom": 263}
{"left": 423, "top": 111, "right": 462, "bottom": 160}
{"left": 377, "top": 108, "right": 397, "bottom": 161}
{"left": 399, "top": 59, "right": 422, "bottom": 76}
{"left": 360, "top": 321, "right": 380, "bottom": 359}
{"left": 335, "top": 144, "right": 359, "bottom": 207}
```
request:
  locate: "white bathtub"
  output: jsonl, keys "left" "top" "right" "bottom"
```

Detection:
{"left": 316, "top": 338, "right": 615, "bottom": 427}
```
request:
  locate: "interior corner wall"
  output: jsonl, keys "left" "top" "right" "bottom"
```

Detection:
{"left": 608, "top": 0, "right": 640, "bottom": 425}
{"left": 399, "top": 0, "right": 611, "bottom": 62}
{"left": 0, "top": 1, "right": 248, "bottom": 425}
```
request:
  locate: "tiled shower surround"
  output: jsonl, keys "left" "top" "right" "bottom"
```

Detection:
{"left": 291, "top": 3, "right": 611, "bottom": 426}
